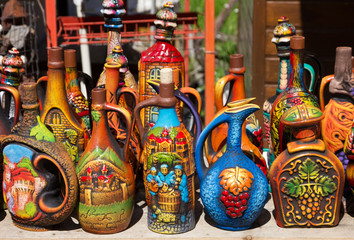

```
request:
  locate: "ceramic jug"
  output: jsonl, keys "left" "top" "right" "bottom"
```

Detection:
{"left": 270, "top": 36, "right": 319, "bottom": 159}
{"left": 214, "top": 54, "right": 263, "bottom": 152}
{"left": 63, "top": 49, "right": 91, "bottom": 132}
{"left": 269, "top": 104, "right": 344, "bottom": 227}
{"left": 135, "top": 68, "right": 195, "bottom": 234}
{"left": 263, "top": 16, "right": 317, "bottom": 162}
{"left": 76, "top": 88, "right": 135, "bottom": 234}
{"left": 205, "top": 98, "right": 268, "bottom": 177}
{"left": 0, "top": 85, "right": 20, "bottom": 209}
{"left": 2, "top": 83, "right": 78, "bottom": 230}
{"left": 39, "top": 47, "right": 87, "bottom": 164}
{"left": 138, "top": 2, "right": 185, "bottom": 129}
{"left": 97, "top": 0, "right": 137, "bottom": 91}
{"left": 195, "top": 102, "right": 268, "bottom": 230}
{"left": 104, "top": 62, "right": 140, "bottom": 171}
{"left": 320, "top": 47, "right": 354, "bottom": 171}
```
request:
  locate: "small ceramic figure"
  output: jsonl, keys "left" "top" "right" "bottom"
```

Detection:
{"left": 270, "top": 36, "right": 319, "bottom": 159}
{"left": 40, "top": 47, "right": 87, "bottom": 164}
{"left": 76, "top": 88, "right": 135, "bottom": 234}
{"left": 138, "top": 2, "right": 185, "bottom": 129}
{"left": 269, "top": 104, "right": 344, "bottom": 227}
{"left": 195, "top": 101, "right": 268, "bottom": 230}
{"left": 320, "top": 47, "right": 354, "bottom": 171}
{"left": 135, "top": 68, "right": 195, "bottom": 234}
{"left": 0, "top": 47, "right": 24, "bottom": 87}
{"left": 2, "top": 83, "right": 78, "bottom": 230}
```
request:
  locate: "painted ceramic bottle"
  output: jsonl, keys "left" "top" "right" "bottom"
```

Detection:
{"left": 194, "top": 102, "right": 268, "bottom": 230}
{"left": 64, "top": 49, "right": 91, "bottom": 132}
{"left": 320, "top": 47, "right": 354, "bottom": 171}
{"left": 264, "top": 17, "right": 317, "bottom": 165}
{"left": 269, "top": 104, "right": 344, "bottom": 227}
{"left": 40, "top": 47, "right": 87, "bottom": 165}
{"left": 0, "top": 85, "right": 20, "bottom": 209}
{"left": 344, "top": 121, "right": 354, "bottom": 193}
{"left": 138, "top": 2, "right": 185, "bottom": 128}
{"left": 0, "top": 47, "right": 24, "bottom": 87}
{"left": 2, "top": 83, "right": 78, "bottom": 230}
{"left": 270, "top": 36, "right": 319, "bottom": 159}
{"left": 135, "top": 68, "right": 195, "bottom": 234}
{"left": 97, "top": 0, "right": 137, "bottom": 91}
{"left": 76, "top": 88, "right": 135, "bottom": 234}
{"left": 206, "top": 98, "right": 268, "bottom": 177}
{"left": 214, "top": 54, "right": 263, "bottom": 152}
{"left": 104, "top": 62, "right": 139, "bottom": 171}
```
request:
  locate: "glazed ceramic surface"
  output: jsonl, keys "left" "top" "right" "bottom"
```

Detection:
{"left": 40, "top": 48, "right": 87, "bottom": 164}
{"left": 270, "top": 36, "right": 319, "bottom": 159}
{"left": 269, "top": 104, "right": 344, "bottom": 227}
{"left": 2, "top": 83, "right": 78, "bottom": 230}
{"left": 138, "top": 2, "right": 185, "bottom": 129}
{"left": 135, "top": 68, "right": 195, "bottom": 234}
{"left": 76, "top": 88, "right": 134, "bottom": 234}
{"left": 195, "top": 103, "right": 268, "bottom": 231}
{"left": 0, "top": 48, "right": 24, "bottom": 87}
{"left": 320, "top": 47, "right": 354, "bottom": 171}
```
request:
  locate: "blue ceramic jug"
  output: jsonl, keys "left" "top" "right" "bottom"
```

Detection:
{"left": 195, "top": 102, "right": 268, "bottom": 230}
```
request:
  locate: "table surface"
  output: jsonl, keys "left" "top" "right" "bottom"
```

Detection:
{"left": 1, "top": 186, "right": 354, "bottom": 240}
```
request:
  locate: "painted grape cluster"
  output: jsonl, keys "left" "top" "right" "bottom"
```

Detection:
{"left": 298, "top": 192, "right": 322, "bottom": 220}
{"left": 220, "top": 190, "right": 250, "bottom": 218}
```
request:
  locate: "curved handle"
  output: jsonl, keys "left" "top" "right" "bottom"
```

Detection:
{"left": 134, "top": 96, "right": 164, "bottom": 142}
{"left": 33, "top": 153, "right": 78, "bottom": 216}
{"left": 304, "top": 63, "right": 316, "bottom": 92}
{"left": 36, "top": 75, "right": 48, "bottom": 110}
{"left": 105, "top": 102, "right": 132, "bottom": 162}
{"left": 180, "top": 87, "right": 202, "bottom": 114}
{"left": 0, "top": 85, "right": 20, "bottom": 125}
{"left": 319, "top": 74, "right": 334, "bottom": 111}
{"left": 117, "top": 87, "right": 138, "bottom": 112}
{"left": 214, "top": 74, "right": 245, "bottom": 112}
{"left": 195, "top": 112, "right": 230, "bottom": 180}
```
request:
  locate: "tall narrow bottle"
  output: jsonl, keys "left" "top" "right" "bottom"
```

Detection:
{"left": 40, "top": 47, "right": 86, "bottom": 164}
{"left": 135, "top": 68, "right": 195, "bottom": 234}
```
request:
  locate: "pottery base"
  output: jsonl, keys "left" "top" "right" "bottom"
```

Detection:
{"left": 12, "top": 220, "right": 50, "bottom": 232}
{"left": 214, "top": 222, "right": 252, "bottom": 231}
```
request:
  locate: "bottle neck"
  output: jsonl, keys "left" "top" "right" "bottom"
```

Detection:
{"left": 65, "top": 66, "right": 79, "bottom": 94}
{"left": 47, "top": 67, "right": 68, "bottom": 102}
{"left": 152, "top": 107, "right": 180, "bottom": 129}
{"left": 276, "top": 56, "right": 289, "bottom": 94}
{"left": 287, "top": 48, "right": 306, "bottom": 91}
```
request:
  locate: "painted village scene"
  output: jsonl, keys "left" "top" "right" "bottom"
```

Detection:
{"left": 0, "top": 0, "right": 353, "bottom": 238}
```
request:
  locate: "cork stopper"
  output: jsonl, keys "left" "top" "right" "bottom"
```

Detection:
{"left": 64, "top": 49, "right": 77, "bottom": 68}
{"left": 159, "top": 68, "right": 175, "bottom": 99}
{"left": 290, "top": 36, "right": 305, "bottom": 50}
{"left": 92, "top": 88, "right": 106, "bottom": 105}
{"left": 229, "top": 54, "right": 244, "bottom": 73}
{"left": 48, "top": 47, "right": 64, "bottom": 68}
{"left": 160, "top": 68, "right": 173, "bottom": 84}
{"left": 334, "top": 47, "right": 352, "bottom": 77}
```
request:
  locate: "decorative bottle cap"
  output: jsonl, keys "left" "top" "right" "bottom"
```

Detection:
{"left": 106, "top": 46, "right": 128, "bottom": 73}
{"left": 290, "top": 36, "right": 305, "bottom": 50}
{"left": 2, "top": 47, "right": 23, "bottom": 67}
{"left": 154, "top": 2, "right": 177, "bottom": 41}
{"left": 272, "top": 16, "right": 296, "bottom": 56}
{"left": 48, "top": 47, "right": 64, "bottom": 68}
{"left": 64, "top": 49, "right": 77, "bottom": 68}
{"left": 101, "top": 0, "right": 126, "bottom": 30}
{"left": 229, "top": 54, "right": 244, "bottom": 73}
{"left": 92, "top": 88, "right": 106, "bottom": 105}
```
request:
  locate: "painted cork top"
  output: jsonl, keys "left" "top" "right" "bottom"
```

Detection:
{"left": 154, "top": 2, "right": 177, "bottom": 41}
{"left": 272, "top": 16, "right": 296, "bottom": 56}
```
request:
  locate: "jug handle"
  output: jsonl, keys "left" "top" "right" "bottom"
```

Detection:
{"left": 195, "top": 112, "right": 230, "bottom": 180}
{"left": 104, "top": 102, "right": 132, "bottom": 163}
{"left": 319, "top": 74, "right": 334, "bottom": 111}
{"left": 36, "top": 76, "right": 48, "bottom": 110}
{"left": 33, "top": 153, "right": 78, "bottom": 216}
{"left": 117, "top": 87, "right": 138, "bottom": 112}
{"left": 180, "top": 87, "right": 202, "bottom": 114}
{"left": 0, "top": 85, "right": 20, "bottom": 125}
{"left": 215, "top": 74, "right": 245, "bottom": 112}
{"left": 304, "top": 63, "right": 316, "bottom": 92}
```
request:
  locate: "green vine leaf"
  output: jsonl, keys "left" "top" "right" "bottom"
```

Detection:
{"left": 148, "top": 126, "right": 163, "bottom": 137}
{"left": 283, "top": 177, "right": 303, "bottom": 198}
{"left": 314, "top": 176, "right": 337, "bottom": 197}
{"left": 92, "top": 109, "right": 101, "bottom": 122}
{"left": 30, "top": 116, "right": 55, "bottom": 142}
{"left": 169, "top": 127, "right": 178, "bottom": 140}
{"left": 298, "top": 158, "right": 319, "bottom": 180}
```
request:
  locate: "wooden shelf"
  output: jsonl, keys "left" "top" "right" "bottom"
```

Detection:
{"left": 1, "top": 188, "right": 354, "bottom": 239}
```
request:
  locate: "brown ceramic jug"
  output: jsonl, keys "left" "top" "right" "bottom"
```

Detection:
{"left": 2, "top": 83, "right": 78, "bottom": 230}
